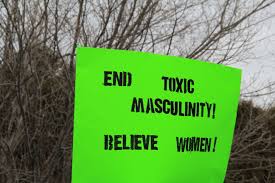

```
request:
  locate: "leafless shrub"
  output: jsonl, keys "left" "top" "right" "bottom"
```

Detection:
{"left": 226, "top": 101, "right": 275, "bottom": 182}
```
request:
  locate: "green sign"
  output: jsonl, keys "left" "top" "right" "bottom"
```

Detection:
{"left": 72, "top": 48, "right": 241, "bottom": 183}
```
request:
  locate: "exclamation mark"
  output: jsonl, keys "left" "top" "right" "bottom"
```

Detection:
{"left": 212, "top": 137, "right": 217, "bottom": 152}
{"left": 212, "top": 104, "right": 216, "bottom": 119}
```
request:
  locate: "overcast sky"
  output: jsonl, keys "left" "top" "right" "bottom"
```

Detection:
{"left": 232, "top": 7, "right": 275, "bottom": 107}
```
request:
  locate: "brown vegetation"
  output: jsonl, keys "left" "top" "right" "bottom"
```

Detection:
{"left": 226, "top": 101, "right": 275, "bottom": 182}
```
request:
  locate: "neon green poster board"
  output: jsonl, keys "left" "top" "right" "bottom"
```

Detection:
{"left": 72, "top": 48, "right": 241, "bottom": 183}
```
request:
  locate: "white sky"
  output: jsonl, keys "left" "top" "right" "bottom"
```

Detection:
{"left": 232, "top": 8, "right": 275, "bottom": 107}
